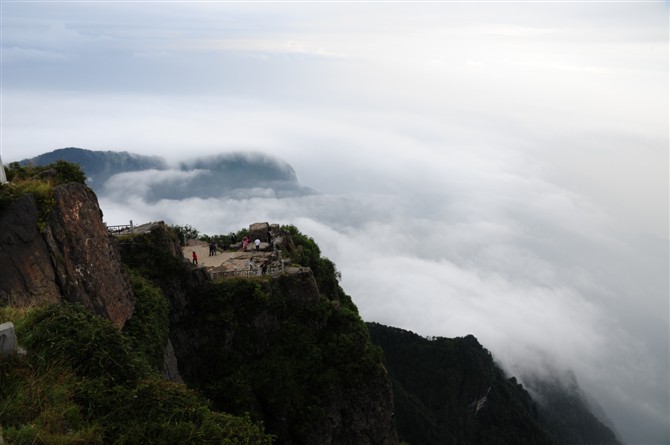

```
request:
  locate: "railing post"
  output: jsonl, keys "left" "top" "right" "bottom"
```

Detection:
{"left": 130, "top": 220, "right": 134, "bottom": 234}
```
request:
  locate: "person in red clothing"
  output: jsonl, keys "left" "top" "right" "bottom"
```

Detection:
{"left": 192, "top": 251, "right": 198, "bottom": 265}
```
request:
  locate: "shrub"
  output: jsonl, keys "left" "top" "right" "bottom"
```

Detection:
{"left": 123, "top": 271, "right": 170, "bottom": 371}
{"left": 169, "top": 224, "right": 199, "bottom": 245}
{"left": 2, "top": 303, "right": 273, "bottom": 444}
{"left": 18, "top": 303, "right": 151, "bottom": 384}
{"left": 281, "top": 225, "right": 352, "bottom": 306}
{"left": 182, "top": 277, "right": 385, "bottom": 442}
{"left": 0, "top": 160, "right": 86, "bottom": 226}
{"left": 0, "top": 329, "right": 94, "bottom": 442}
{"left": 75, "top": 378, "right": 273, "bottom": 445}
{"left": 5, "top": 160, "right": 86, "bottom": 185}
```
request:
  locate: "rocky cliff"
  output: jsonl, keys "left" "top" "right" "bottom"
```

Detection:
{"left": 0, "top": 182, "right": 134, "bottom": 327}
{"left": 120, "top": 223, "right": 400, "bottom": 445}
{"left": 0, "top": 193, "right": 62, "bottom": 307}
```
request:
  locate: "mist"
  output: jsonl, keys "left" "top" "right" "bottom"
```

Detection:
{"left": 97, "top": 142, "right": 668, "bottom": 443}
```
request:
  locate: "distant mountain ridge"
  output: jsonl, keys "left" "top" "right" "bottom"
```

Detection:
{"left": 367, "top": 322, "right": 622, "bottom": 445}
{"left": 21, "top": 147, "right": 315, "bottom": 200}
{"left": 22, "top": 147, "right": 167, "bottom": 187}
{"left": 522, "top": 372, "right": 623, "bottom": 445}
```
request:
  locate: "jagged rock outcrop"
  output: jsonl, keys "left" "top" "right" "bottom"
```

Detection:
{"left": 44, "top": 184, "right": 134, "bottom": 327}
{"left": 0, "top": 194, "right": 62, "bottom": 306}
{"left": 248, "top": 221, "right": 271, "bottom": 243}
{"left": 0, "top": 183, "right": 134, "bottom": 327}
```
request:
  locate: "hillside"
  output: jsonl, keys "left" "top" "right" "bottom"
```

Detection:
{"left": 0, "top": 161, "right": 397, "bottom": 444}
{"left": 367, "top": 323, "right": 622, "bottom": 445}
{"left": 367, "top": 323, "right": 554, "bottom": 445}
{"left": 20, "top": 147, "right": 315, "bottom": 200}
{"left": 118, "top": 222, "right": 398, "bottom": 444}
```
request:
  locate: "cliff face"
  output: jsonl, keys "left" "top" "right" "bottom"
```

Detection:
{"left": 0, "top": 183, "right": 134, "bottom": 327}
{"left": 175, "top": 272, "right": 398, "bottom": 445}
{"left": 0, "top": 194, "right": 62, "bottom": 306}
{"left": 120, "top": 224, "right": 400, "bottom": 445}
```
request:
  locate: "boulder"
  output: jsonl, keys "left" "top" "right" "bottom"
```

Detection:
{"left": 248, "top": 222, "right": 270, "bottom": 243}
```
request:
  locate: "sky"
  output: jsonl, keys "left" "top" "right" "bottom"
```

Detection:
{"left": 1, "top": 1, "right": 668, "bottom": 443}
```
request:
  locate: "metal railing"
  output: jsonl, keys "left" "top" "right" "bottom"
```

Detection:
{"left": 107, "top": 220, "right": 134, "bottom": 236}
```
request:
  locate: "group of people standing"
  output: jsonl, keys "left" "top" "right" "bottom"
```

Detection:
{"left": 190, "top": 232, "right": 273, "bottom": 271}
{"left": 242, "top": 236, "right": 262, "bottom": 252}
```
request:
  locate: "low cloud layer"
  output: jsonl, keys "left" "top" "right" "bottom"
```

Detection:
{"left": 98, "top": 147, "right": 668, "bottom": 444}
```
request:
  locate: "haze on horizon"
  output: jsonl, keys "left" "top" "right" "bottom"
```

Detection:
{"left": 2, "top": 2, "right": 668, "bottom": 444}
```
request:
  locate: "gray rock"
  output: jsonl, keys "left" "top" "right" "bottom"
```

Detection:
{"left": 0, "top": 322, "right": 17, "bottom": 356}
{"left": 248, "top": 222, "right": 270, "bottom": 243}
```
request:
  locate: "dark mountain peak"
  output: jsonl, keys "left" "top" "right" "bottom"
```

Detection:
{"left": 367, "top": 322, "right": 622, "bottom": 445}
{"left": 22, "top": 147, "right": 168, "bottom": 186}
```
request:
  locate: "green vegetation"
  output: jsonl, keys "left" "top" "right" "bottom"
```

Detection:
{"left": 19, "top": 303, "right": 151, "bottom": 384}
{"left": 118, "top": 225, "right": 188, "bottom": 283}
{"left": 122, "top": 271, "right": 170, "bottom": 371}
{"left": 0, "top": 303, "right": 273, "bottom": 444}
{"left": 1, "top": 208, "right": 391, "bottom": 443}
{"left": 179, "top": 277, "right": 384, "bottom": 443}
{"left": 169, "top": 224, "right": 200, "bottom": 245}
{"left": 367, "top": 323, "right": 554, "bottom": 445}
{"left": 169, "top": 224, "right": 250, "bottom": 248}
{"left": 115, "top": 222, "right": 388, "bottom": 442}
{"left": 0, "top": 160, "right": 87, "bottom": 229}
{"left": 5, "top": 160, "right": 87, "bottom": 185}
{"left": 281, "top": 225, "right": 350, "bottom": 305}
{"left": 198, "top": 227, "right": 249, "bottom": 249}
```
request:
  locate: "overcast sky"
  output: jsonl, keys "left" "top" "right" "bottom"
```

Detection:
{"left": 2, "top": 2, "right": 668, "bottom": 444}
